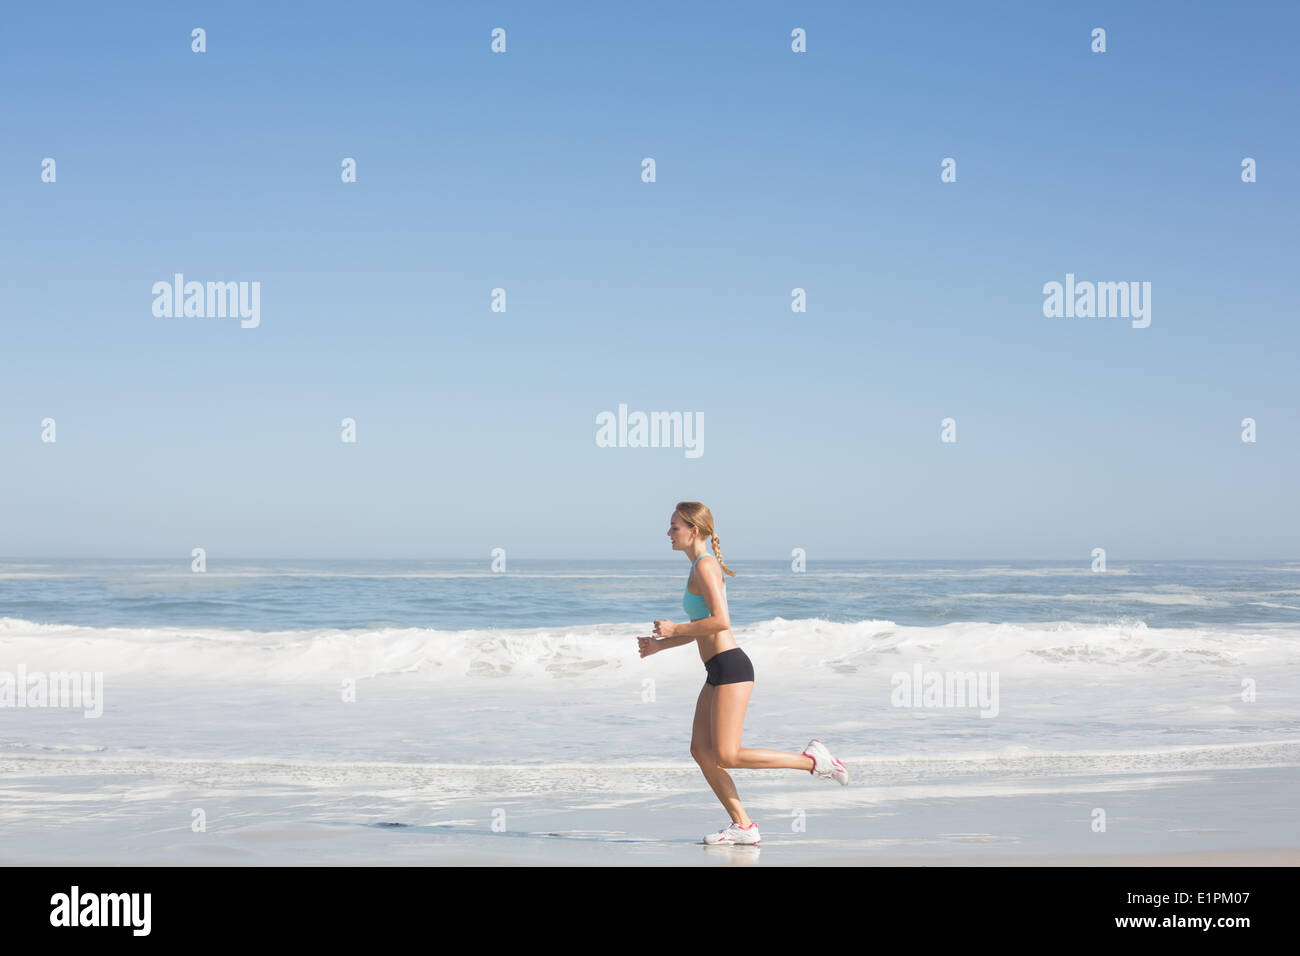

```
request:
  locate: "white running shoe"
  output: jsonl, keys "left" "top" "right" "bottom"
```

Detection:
{"left": 802, "top": 739, "right": 849, "bottom": 785}
{"left": 702, "top": 821, "right": 761, "bottom": 845}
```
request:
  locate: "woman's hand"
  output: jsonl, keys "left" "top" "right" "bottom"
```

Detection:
{"left": 637, "top": 635, "right": 660, "bottom": 658}
{"left": 653, "top": 619, "right": 676, "bottom": 639}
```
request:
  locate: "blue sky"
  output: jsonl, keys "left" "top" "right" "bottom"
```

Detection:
{"left": 2, "top": 1, "right": 1297, "bottom": 560}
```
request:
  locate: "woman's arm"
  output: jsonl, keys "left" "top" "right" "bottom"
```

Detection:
{"left": 660, "top": 615, "right": 727, "bottom": 640}
{"left": 654, "top": 632, "right": 697, "bottom": 649}
{"left": 652, "top": 614, "right": 725, "bottom": 650}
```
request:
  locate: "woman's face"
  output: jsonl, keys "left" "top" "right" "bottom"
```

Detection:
{"left": 667, "top": 512, "right": 695, "bottom": 550}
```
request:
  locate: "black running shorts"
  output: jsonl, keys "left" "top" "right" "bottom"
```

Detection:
{"left": 704, "top": 647, "right": 755, "bottom": 686}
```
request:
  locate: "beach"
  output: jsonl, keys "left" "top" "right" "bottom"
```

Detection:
{"left": 3, "top": 743, "right": 1297, "bottom": 866}
{"left": 2, "top": 559, "right": 1298, "bottom": 866}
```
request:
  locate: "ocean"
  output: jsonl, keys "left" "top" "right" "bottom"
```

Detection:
{"left": 2, "top": 557, "right": 1298, "bottom": 864}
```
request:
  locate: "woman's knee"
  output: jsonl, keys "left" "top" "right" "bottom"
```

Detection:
{"left": 691, "top": 744, "right": 721, "bottom": 769}
{"left": 716, "top": 747, "right": 741, "bottom": 768}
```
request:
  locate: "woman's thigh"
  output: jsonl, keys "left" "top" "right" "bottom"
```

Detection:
{"left": 711, "top": 681, "right": 754, "bottom": 764}
{"left": 690, "top": 681, "right": 715, "bottom": 760}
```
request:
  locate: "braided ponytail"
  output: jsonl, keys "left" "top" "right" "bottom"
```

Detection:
{"left": 710, "top": 533, "right": 736, "bottom": 578}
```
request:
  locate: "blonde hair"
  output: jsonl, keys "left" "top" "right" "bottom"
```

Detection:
{"left": 674, "top": 501, "right": 736, "bottom": 578}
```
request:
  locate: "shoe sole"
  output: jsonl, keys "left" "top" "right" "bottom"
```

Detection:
{"left": 805, "top": 739, "right": 849, "bottom": 785}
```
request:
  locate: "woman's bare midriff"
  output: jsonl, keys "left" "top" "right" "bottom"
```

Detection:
{"left": 695, "top": 627, "right": 737, "bottom": 664}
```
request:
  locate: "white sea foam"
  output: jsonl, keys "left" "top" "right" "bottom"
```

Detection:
{"left": 948, "top": 591, "right": 1232, "bottom": 606}
{"left": 3, "top": 739, "right": 1296, "bottom": 785}
{"left": 1, "top": 615, "right": 1293, "bottom": 684}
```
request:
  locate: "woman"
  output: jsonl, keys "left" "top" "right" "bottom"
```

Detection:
{"left": 638, "top": 501, "right": 848, "bottom": 847}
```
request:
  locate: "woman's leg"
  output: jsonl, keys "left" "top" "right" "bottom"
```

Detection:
{"left": 689, "top": 681, "right": 751, "bottom": 825}
{"left": 713, "top": 681, "right": 816, "bottom": 772}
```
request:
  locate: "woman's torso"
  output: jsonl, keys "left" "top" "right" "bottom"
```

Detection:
{"left": 683, "top": 553, "right": 736, "bottom": 663}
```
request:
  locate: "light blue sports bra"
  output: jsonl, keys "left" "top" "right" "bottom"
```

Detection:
{"left": 683, "top": 553, "right": 725, "bottom": 621}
